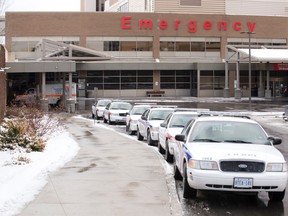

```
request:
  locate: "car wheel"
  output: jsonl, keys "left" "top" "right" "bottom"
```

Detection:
{"left": 158, "top": 141, "right": 165, "bottom": 154}
{"left": 164, "top": 140, "right": 173, "bottom": 163}
{"left": 108, "top": 117, "right": 113, "bottom": 125}
{"left": 147, "top": 130, "right": 154, "bottom": 145}
{"left": 183, "top": 162, "right": 197, "bottom": 199}
{"left": 103, "top": 117, "right": 107, "bottom": 123}
{"left": 96, "top": 114, "right": 100, "bottom": 120}
{"left": 173, "top": 157, "right": 182, "bottom": 180}
{"left": 137, "top": 127, "right": 144, "bottom": 141}
{"left": 126, "top": 123, "right": 134, "bottom": 135}
{"left": 269, "top": 190, "right": 286, "bottom": 202}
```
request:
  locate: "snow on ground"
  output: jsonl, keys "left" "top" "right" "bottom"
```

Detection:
{"left": 0, "top": 99, "right": 287, "bottom": 216}
{"left": 0, "top": 130, "right": 80, "bottom": 216}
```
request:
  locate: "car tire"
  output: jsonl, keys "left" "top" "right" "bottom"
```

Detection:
{"left": 103, "top": 117, "right": 107, "bottom": 123}
{"left": 158, "top": 141, "right": 165, "bottom": 154}
{"left": 96, "top": 114, "right": 100, "bottom": 120}
{"left": 108, "top": 117, "right": 113, "bottom": 125}
{"left": 269, "top": 190, "right": 286, "bottom": 202}
{"left": 137, "top": 127, "right": 144, "bottom": 141}
{"left": 126, "top": 124, "right": 134, "bottom": 135}
{"left": 147, "top": 130, "right": 154, "bottom": 145}
{"left": 173, "top": 157, "right": 182, "bottom": 180}
{"left": 164, "top": 140, "right": 173, "bottom": 163}
{"left": 183, "top": 162, "right": 197, "bottom": 199}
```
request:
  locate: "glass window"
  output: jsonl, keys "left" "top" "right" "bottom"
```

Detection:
{"left": 137, "top": 41, "right": 153, "bottom": 51}
{"left": 191, "top": 42, "right": 205, "bottom": 51}
{"left": 160, "top": 41, "right": 175, "bottom": 51}
{"left": 175, "top": 42, "right": 190, "bottom": 52}
{"left": 104, "top": 41, "right": 120, "bottom": 51}
{"left": 206, "top": 41, "right": 220, "bottom": 52}
{"left": 121, "top": 41, "right": 137, "bottom": 51}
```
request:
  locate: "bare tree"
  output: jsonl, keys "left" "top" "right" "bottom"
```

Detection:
{"left": 0, "top": 0, "right": 8, "bottom": 44}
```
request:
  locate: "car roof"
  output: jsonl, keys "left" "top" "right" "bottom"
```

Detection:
{"left": 195, "top": 115, "right": 257, "bottom": 124}
{"left": 149, "top": 107, "right": 175, "bottom": 111}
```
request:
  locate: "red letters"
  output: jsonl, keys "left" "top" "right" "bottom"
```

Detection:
{"left": 174, "top": 20, "right": 181, "bottom": 30}
{"left": 234, "top": 22, "right": 242, "bottom": 31}
{"left": 203, "top": 21, "right": 212, "bottom": 30}
{"left": 247, "top": 22, "right": 256, "bottom": 32}
{"left": 159, "top": 20, "right": 168, "bottom": 30}
{"left": 139, "top": 19, "right": 153, "bottom": 30}
{"left": 122, "top": 16, "right": 132, "bottom": 29}
{"left": 121, "top": 16, "right": 256, "bottom": 34}
{"left": 188, "top": 20, "right": 197, "bottom": 33}
{"left": 218, "top": 22, "right": 227, "bottom": 31}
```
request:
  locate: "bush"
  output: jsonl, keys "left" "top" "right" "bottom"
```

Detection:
{"left": 0, "top": 106, "right": 60, "bottom": 153}
{"left": 0, "top": 118, "right": 45, "bottom": 152}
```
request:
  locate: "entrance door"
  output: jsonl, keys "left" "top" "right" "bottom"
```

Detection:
{"left": 269, "top": 79, "right": 288, "bottom": 97}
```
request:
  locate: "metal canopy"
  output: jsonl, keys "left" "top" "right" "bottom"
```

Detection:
{"left": 226, "top": 45, "right": 288, "bottom": 63}
{"left": 41, "top": 39, "right": 113, "bottom": 61}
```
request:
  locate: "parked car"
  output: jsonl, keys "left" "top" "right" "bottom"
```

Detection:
{"left": 126, "top": 104, "right": 153, "bottom": 135}
{"left": 91, "top": 99, "right": 112, "bottom": 119}
{"left": 173, "top": 114, "right": 287, "bottom": 201}
{"left": 158, "top": 109, "right": 205, "bottom": 162}
{"left": 137, "top": 106, "right": 176, "bottom": 145}
{"left": 103, "top": 101, "right": 132, "bottom": 125}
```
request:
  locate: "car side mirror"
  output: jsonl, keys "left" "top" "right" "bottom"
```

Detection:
{"left": 175, "top": 134, "right": 185, "bottom": 142}
{"left": 141, "top": 116, "right": 147, "bottom": 120}
{"left": 268, "top": 136, "right": 282, "bottom": 145}
{"left": 160, "top": 122, "right": 167, "bottom": 128}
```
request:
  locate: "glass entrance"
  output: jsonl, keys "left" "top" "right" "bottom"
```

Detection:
{"left": 269, "top": 79, "right": 288, "bottom": 97}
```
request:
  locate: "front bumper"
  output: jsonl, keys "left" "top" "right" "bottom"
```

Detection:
{"left": 187, "top": 168, "right": 288, "bottom": 192}
{"left": 110, "top": 115, "right": 127, "bottom": 123}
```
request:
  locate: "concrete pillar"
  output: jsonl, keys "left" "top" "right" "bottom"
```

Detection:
{"left": 258, "top": 70, "right": 265, "bottom": 97}
{"left": 66, "top": 98, "right": 76, "bottom": 113}
{"left": 235, "top": 55, "right": 241, "bottom": 99}
{"left": 265, "top": 70, "right": 271, "bottom": 98}
{"left": 223, "top": 51, "right": 230, "bottom": 98}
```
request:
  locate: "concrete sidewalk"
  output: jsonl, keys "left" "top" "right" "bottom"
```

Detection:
{"left": 17, "top": 116, "right": 182, "bottom": 216}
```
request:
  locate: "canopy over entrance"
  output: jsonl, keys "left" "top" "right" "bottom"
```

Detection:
{"left": 226, "top": 45, "right": 288, "bottom": 63}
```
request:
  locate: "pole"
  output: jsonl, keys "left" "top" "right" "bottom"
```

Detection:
{"left": 248, "top": 33, "right": 251, "bottom": 110}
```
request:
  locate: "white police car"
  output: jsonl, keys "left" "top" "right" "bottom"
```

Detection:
{"left": 137, "top": 107, "right": 175, "bottom": 145}
{"left": 158, "top": 109, "right": 201, "bottom": 163}
{"left": 173, "top": 114, "right": 287, "bottom": 201}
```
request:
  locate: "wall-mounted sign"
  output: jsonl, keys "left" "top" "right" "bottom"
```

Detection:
{"left": 121, "top": 16, "right": 256, "bottom": 33}
{"left": 274, "top": 63, "right": 288, "bottom": 71}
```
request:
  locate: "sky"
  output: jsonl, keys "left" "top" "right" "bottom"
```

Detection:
{"left": 0, "top": 109, "right": 286, "bottom": 216}
{"left": 5, "top": 0, "right": 81, "bottom": 12}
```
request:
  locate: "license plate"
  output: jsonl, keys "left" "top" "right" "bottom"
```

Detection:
{"left": 233, "top": 178, "right": 253, "bottom": 188}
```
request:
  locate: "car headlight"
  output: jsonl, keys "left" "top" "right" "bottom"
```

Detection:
{"left": 267, "top": 163, "right": 287, "bottom": 172}
{"left": 188, "top": 159, "right": 218, "bottom": 170}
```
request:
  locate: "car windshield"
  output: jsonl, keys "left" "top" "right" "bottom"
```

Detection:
{"left": 110, "top": 103, "right": 132, "bottom": 110}
{"left": 97, "top": 100, "right": 110, "bottom": 107}
{"left": 149, "top": 110, "right": 173, "bottom": 120}
{"left": 188, "top": 121, "right": 268, "bottom": 144}
{"left": 170, "top": 114, "right": 197, "bottom": 128}
{"left": 130, "top": 106, "right": 149, "bottom": 115}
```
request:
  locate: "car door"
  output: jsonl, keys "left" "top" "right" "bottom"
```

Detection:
{"left": 138, "top": 109, "right": 149, "bottom": 137}
{"left": 159, "top": 113, "right": 172, "bottom": 148}
{"left": 103, "top": 103, "right": 111, "bottom": 121}
{"left": 174, "top": 120, "right": 194, "bottom": 174}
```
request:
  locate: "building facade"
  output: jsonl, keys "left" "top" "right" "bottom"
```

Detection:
{"left": 4, "top": 11, "right": 288, "bottom": 102}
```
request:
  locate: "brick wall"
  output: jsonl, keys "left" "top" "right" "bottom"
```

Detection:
{"left": 0, "top": 45, "right": 6, "bottom": 122}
